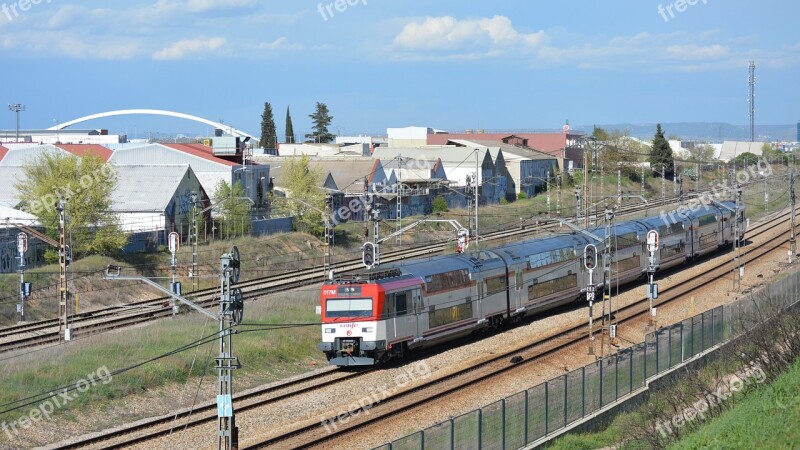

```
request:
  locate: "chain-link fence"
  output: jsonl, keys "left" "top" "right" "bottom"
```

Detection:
{"left": 373, "top": 268, "right": 800, "bottom": 450}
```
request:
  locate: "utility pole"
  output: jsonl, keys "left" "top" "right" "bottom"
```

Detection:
{"left": 583, "top": 145, "right": 589, "bottom": 229}
{"left": 556, "top": 172, "right": 562, "bottom": 217}
{"left": 749, "top": 60, "right": 756, "bottom": 143}
{"left": 546, "top": 170, "right": 551, "bottom": 218}
{"left": 764, "top": 173, "right": 768, "bottom": 214}
{"left": 575, "top": 188, "right": 581, "bottom": 225}
{"left": 791, "top": 172, "right": 796, "bottom": 263}
{"left": 190, "top": 191, "right": 199, "bottom": 292}
{"left": 602, "top": 206, "right": 615, "bottom": 355}
{"left": 616, "top": 169, "right": 622, "bottom": 207}
{"left": 57, "top": 199, "right": 71, "bottom": 341}
{"left": 733, "top": 186, "right": 743, "bottom": 291}
{"left": 217, "top": 247, "right": 242, "bottom": 450}
{"left": 323, "top": 193, "right": 333, "bottom": 278}
{"left": 641, "top": 165, "right": 645, "bottom": 198}
{"left": 169, "top": 231, "right": 181, "bottom": 315}
{"left": 8, "top": 103, "right": 25, "bottom": 142}
{"left": 475, "top": 149, "right": 480, "bottom": 248}
{"left": 363, "top": 177, "right": 370, "bottom": 242}
{"left": 678, "top": 176, "right": 685, "bottom": 206}
{"left": 16, "top": 232, "right": 29, "bottom": 322}
{"left": 395, "top": 155, "right": 403, "bottom": 245}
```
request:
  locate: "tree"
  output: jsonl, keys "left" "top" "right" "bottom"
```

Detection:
{"left": 212, "top": 180, "right": 251, "bottom": 238}
{"left": 431, "top": 196, "right": 448, "bottom": 213}
{"left": 273, "top": 154, "right": 325, "bottom": 235}
{"left": 305, "top": 102, "right": 334, "bottom": 143}
{"left": 285, "top": 106, "right": 295, "bottom": 144}
{"left": 685, "top": 144, "right": 717, "bottom": 162}
{"left": 259, "top": 102, "right": 277, "bottom": 149}
{"left": 598, "top": 129, "right": 644, "bottom": 168}
{"left": 14, "top": 151, "right": 127, "bottom": 256}
{"left": 592, "top": 126, "right": 610, "bottom": 141}
{"left": 650, "top": 124, "right": 675, "bottom": 178}
{"left": 732, "top": 152, "right": 760, "bottom": 168}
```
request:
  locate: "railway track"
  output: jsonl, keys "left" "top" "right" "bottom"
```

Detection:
{"left": 0, "top": 192, "right": 696, "bottom": 354}
{"left": 52, "top": 366, "right": 374, "bottom": 449}
{"left": 237, "top": 208, "right": 793, "bottom": 449}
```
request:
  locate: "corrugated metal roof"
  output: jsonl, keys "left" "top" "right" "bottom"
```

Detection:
{"left": 0, "top": 166, "right": 25, "bottom": 207}
{"left": 0, "top": 146, "right": 7, "bottom": 162}
{"left": 110, "top": 143, "right": 235, "bottom": 171}
{"left": 0, "top": 204, "right": 38, "bottom": 224}
{"left": 452, "top": 139, "right": 556, "bottom": 161}
{"left": 111, "top": 165, "right": 191, "bottom": 212}
{"left": 372, "top": 146, "right": 490, "bottom": 165}
{"left": 718, "top": 141, "right": 766, "bottom": 162}
{"left": 0, "top": 145, "right": 60, "bottom": 167}
{"left": 55, "top": 144, "right": 113, "bottom": 162}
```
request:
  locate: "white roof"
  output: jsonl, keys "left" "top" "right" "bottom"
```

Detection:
{"left": 111, "top": 165, "right": 191, "bottom": 212}
{"left": 0, "top": 204, "right": 39, "bottom": 227}
{"left": 719, "top": 141, "right": 766, "bottom": 162}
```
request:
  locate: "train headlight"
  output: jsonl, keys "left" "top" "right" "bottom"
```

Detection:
{"left": 362, "top": 327, "right": 374, "bottom": 333}
{"left": 324, "top": 328, "right": 336, "bottom": 334}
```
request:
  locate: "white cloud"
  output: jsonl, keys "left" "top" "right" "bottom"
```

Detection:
{"left": 185, "top": 0, "right": 257, "bottom": 13}
{"left": 153, "top": 37, "right": 226, "bottom": 60}
{"left": 666, "top": 44, "right": 729, "bottom": 60}
{"left": 258, "top": 37, "right": 303, "bottom": 51}
{"left": 393, "top": 15, "right": 547, "bottom": 51}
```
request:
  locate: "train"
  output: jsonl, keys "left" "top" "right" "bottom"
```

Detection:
{"left": 318, "top": 201, "right": 746, "bottom": 366}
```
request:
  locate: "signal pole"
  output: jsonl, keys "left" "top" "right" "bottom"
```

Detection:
{"left": 617, "top": 169, "right": 622, "bottom": 207}
{"left": 17, "top": 233, "right": 28, "bottom": 322}
{"left": 584, "top": 244, "right": 597, "bottom": 356}
{"left": 217, "top": 247, "right": 242, "bottom": 450}
{"left": 169, "top": 231, "right": 181, "bottom": 315}
{"left": 57, "top": 199, "right": 71, "bottom": 341}
{"left": 733, "top": 186, "right": 743, "bottom": 291}
{"left": 556, "top": 172, "right": 562, "bottom": 217}
{"left": 190, "top": 191, "right": 199, "bottom": 292}
{"left": 646, "top": 231, "right": 660, "bottom": 328}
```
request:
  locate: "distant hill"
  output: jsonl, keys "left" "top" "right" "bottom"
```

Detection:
{"left": 573, "top": 122, "right": 797, "bottom": 142}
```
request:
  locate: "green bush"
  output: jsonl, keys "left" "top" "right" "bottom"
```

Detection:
{"left": 517, "top": 191, "right": 528, "bottom": 200}
{"left": 431, "top": 196, "right": 448, "bottom": 213}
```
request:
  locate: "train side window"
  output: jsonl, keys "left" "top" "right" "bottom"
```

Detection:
{"left": 396, "top": 293, "right": 408, "bottom": 316}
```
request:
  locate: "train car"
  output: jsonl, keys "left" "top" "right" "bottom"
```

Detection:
{"left": 492, "top": 234, "right": 589, "bottom": 318}
{"left": 319, "top": 201, "right": 746, "bottom": 366}
{"left": 319, "top": 251, "right": 508, "bottom": 366}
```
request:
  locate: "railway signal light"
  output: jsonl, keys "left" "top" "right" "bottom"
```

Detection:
{"left": 362, "top": 242, "right": 377, "bottom": 269}
{"left": 584, "top": 244, "right": 597, "bottom": 270}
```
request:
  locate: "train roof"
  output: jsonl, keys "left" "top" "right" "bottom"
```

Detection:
{"left": 492, "top": 233, "right": 590, "bottom": 262}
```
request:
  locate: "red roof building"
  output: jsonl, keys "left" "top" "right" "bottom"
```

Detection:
{"left": 55, "top": 144, "right": 113, "bottom": 162}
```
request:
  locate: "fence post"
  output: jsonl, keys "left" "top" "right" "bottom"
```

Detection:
{"left": 615, "top": 354, "right": 619, "bottom": 401}
{"left": 701, "top": 312, "right": 705, "bottom": 352}
{"left": 563, "top": 374, "right": 568, "bottom": 428}
{"left": 450, "top": 417, "right": 455, "bottom": 450}
{"left": 524, "top": 390, "right": 529, "bottom": 444}
{"left": 644, "top": 338, "right": 647, "bottom": 381}
{"left": 629, "top": 348, "right": 633, "bottom": 392}
{"left": 711, "top": 308, "right": 715, "bottom": 345}
{"left": 581, "top": 366, "right": 586, "bottom": 417}
{"left": 544, "top": 382, "right": 549, "bottom": 436}
{"left": 421, "top": 430, "right": 425, "bottom": 450}
{"left": 668, "top": 325, "right": 672, "bottom": 367}
{"left": 656, "top": 332, "right": 660, "bottom": 373}
{"left": 478, "top": 409, "right": 483, "bottom": 448}
{"left": 599, "top": 360, "right": 604, "bottom": 408}
{"left": 502, "top": 398, "right": 507, "bottom": 450}
{"left": 680, "top": 322, "right": 685, "bottom": 363}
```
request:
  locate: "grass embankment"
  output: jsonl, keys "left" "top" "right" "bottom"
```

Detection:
{"left": 669, "top": 358, "right": 800, "bottom": 449}
{"left": 0, "top": 289, "right": 325, "bottom": 446}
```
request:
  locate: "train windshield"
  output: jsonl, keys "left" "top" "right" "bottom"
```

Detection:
{"left": 325, "top": 298, "right": 373, "bottom": 318}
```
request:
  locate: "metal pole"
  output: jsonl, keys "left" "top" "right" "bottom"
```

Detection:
{"left": 57, "top": 199, "right": 70, "bottom": 341}
{"left": 557, "top": 172, "right": 562, "bottom": 217}
{"left": 617, "top": 169, "right": 621, "bottom": 207}
{"left": 546, "top": 170, "right": 551, "bottom": 219}
{"left": 396, "top": 154, "right": 402, "bottom": 245}
{"left": 17, "top": 233, "right": 26, "bottom": 322}
{"left": 791, "top": 172, "right": 796, "bottom": 263}
{"left": 475, "top": 149, "right": 479, "bottom": 247}
{"left": 588, "top": 268, "right": 595, "bottom": 355}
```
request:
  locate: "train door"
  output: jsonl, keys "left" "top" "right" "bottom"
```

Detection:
{"left": 393, "top": 291, "right": 416, "bottom": 341}
{"left": 412, "top": 288, "right": 423, "bottom": 341}
{"left": 515, "top": 269, "right": 524, "bottom": 312}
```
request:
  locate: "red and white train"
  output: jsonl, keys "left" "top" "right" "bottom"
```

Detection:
{"left": 318, "top": 201, "right": 745, "bottom": 366}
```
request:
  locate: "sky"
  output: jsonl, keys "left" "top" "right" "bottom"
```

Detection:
{"left": 1, "top": 0, "right": 799, "bottom": 139}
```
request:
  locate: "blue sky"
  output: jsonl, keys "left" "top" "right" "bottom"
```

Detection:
{"left": 1, "top": 0, "right": 799, "bottom": 138}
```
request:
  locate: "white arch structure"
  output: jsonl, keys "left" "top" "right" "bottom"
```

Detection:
{"left": 48, "top": 108, "right": 255, "bottom": 140}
